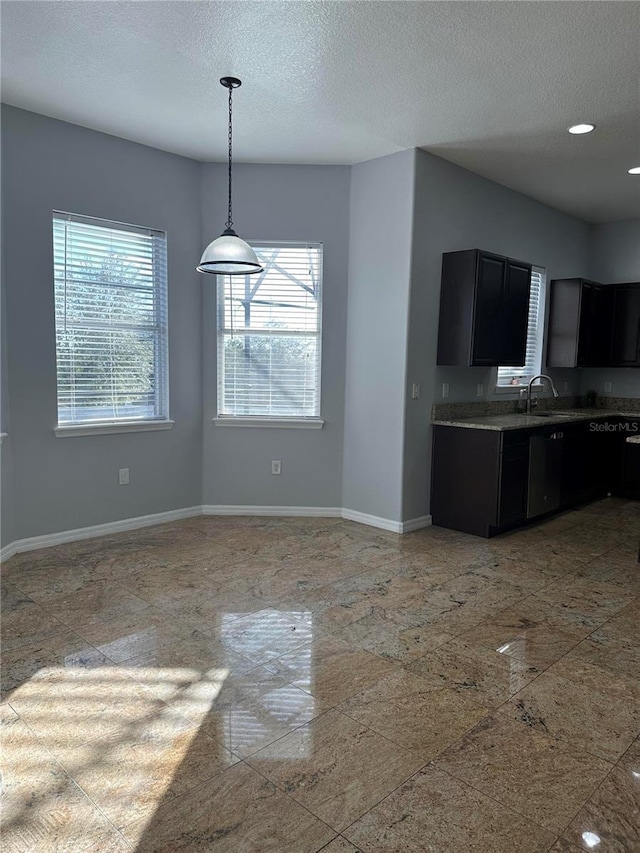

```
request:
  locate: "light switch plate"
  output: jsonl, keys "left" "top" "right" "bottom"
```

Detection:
{"left": 442, "top": 383, "right": 449, "bottom": 398}
{"left": 604, "top": 381, "right": 612, "bottom": 393}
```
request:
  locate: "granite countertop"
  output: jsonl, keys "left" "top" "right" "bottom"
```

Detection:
{"left": 432, "top": 408, "right": 639, "bottom": 432}
{"left": 627, "top": 435, "right": 640, "bottom": 445}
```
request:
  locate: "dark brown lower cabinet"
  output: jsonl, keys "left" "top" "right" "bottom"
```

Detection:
{"left": 431, "top": 426, "right": 534, "bottom": 538}
{"left": 622, "top": 446, "right": 640, "bottom": 498}
{"left": 620, "top": 420, "right": 640, "bottom": 498}
{"left": 431, "top": 418, "right": 637, "bottom": 538}
{"left": 430, "top": 427, "right": 503, "bottom": 537}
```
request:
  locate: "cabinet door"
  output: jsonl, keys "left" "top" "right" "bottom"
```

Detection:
{"left": 612, "top": 284, "right": 640, "bottom": 366}
{"left": 498, "top": 443, "right": 529, "bottom": 525}
{"left": 500, "top": 261, "right": 532, "bottom": 366}
{"left": 560, "top": 426, "right": 593, "bottom": 506}
{"left": 590, "top": 285, "right": 614, "bottom": 366}
{"left": 471, "top": 253, "right": 506, "bottom": 366}
{"left": 578, "top": 284, "right": 614, "bottom": 367}
{"left": 621, "top": 421, "right": 640, "bottom": 498}
{"left": 576, "top": 283, "right": 594, "bottom": 367}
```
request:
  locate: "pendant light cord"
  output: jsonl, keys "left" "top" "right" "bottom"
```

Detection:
{"left": 226, "top": 84, "right": 233, "bottom": 230}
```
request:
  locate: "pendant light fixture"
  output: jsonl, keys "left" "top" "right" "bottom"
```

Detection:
{"left": 197, "top": 77, "right": 263, "bottom": 276}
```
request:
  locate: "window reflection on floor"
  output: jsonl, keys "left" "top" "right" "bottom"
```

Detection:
{"left": 79, "top": 625, "right": 160, "bottom": 664}
{"left": 220, "top": 610, "right": 314, "bottom": 758}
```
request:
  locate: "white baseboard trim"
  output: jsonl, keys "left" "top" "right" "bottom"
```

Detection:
{"left": 202, "top": 505, "right": 342, "bottom": 518}
{"left": 341, "top": 508, "right": 402, "bottom": 533}
{"left": 401, "top": 514, "right": 432, "bottom": 533}
{"left": 1, "top": 506, "right": 202, "bottom": 560}
{"left": 341, "top": 509, "right": 432, "bottom": 534}
{"left": 0, "top": 505, "right": 432, "bottom": 562}
{"left": 0, "top": 542, "right": 18, "bottom": 562}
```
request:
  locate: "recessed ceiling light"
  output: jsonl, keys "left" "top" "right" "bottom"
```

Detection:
{"left": 568, "top": 123, "right": 596, "bottom": 135}
{"left": 628, "top": 166, "right": 640, "bottom": 175}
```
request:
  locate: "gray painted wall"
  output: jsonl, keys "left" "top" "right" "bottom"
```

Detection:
{"left": 590, "top": 219, "right": 640, "bottom": 282}
{"left": 2, "top": 106, "right": 203, "bottom": 540}
{"left": 2, "top": 106, "right": 633, "bottom": 542}
{"left": 342, "top": 150, "right": 416, "bottom": 523}
{"left": 200, "top": 163, "right": 350, "bottom": 508}
{"left": 403, "top": 149, "right": 592, "bottom": 521}
{"left": 582, "top": 218, "right": 640, "bottom": 400}
{"left": 1, "top": 267, "right": 15, "bottom": 548}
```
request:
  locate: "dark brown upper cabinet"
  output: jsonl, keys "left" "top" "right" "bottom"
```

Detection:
{"left": 611, "top": 283, "right": 640, "bottom": 367}
{"left": 437, "top": 250, "right": 532, "bottom": 366}
{"left": 546, "top": 278, "right": 614, "bottom": 368}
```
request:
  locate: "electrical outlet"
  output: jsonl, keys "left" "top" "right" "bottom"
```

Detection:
{"left": 604, "top": 381, "right": 612, "bottom": 393}
{"left": 563, "top": 381, "right": 569, "bottom": 393}
{"left": 411, "top": 382, "right": 421, "bottom": 400}
{"left": 442, "top": 382, "right": 449, "bottom": 398}
{"left": 271, "top": 460, "right": 282, "bottom": 476}
{"left": 119, "top": 468, "right": 130, "bottom": 485}
{"left": 476, "top": 383, "right": 484, "bottom": 397}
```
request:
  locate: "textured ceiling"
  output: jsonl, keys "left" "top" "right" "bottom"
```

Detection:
{"left": 2, "top": 1, "right": 639, "bottom": 223}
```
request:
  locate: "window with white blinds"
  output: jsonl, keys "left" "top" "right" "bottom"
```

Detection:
{"left": 53, "top": 212, "right": 169, "bottom": 425}
{"left": 217, "top": 243, "right": 322, "bottom": 419}
{"left": 497, "top": 267, "right": 546, "bottom": 387}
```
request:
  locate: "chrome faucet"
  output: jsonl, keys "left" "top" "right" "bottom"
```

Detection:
{"left": 524, "top": 374, "right": 559, "bottom": 414}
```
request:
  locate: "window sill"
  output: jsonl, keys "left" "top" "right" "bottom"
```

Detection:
{"left": 55, "top": 420, "right": 175, "bottom": 438}
{"left": 213, "top": 417, "right": 325, "bottom": 430}
{"left": 495, "top": 383, "right": 543, "bottom": 394}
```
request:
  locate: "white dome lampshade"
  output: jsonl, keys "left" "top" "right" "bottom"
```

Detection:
{"left": 197, "top": 227, "right": 263, "bottom": 275}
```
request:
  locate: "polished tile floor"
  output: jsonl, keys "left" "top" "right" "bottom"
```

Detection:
{"left": 1, "top": 499, "right": 639, "bottom": 852}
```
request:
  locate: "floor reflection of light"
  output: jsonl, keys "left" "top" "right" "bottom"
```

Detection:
{"left": 83, "top": 626, "right": 159, "bottom": 662}
{"left": 496, "top": 635, "right": 526, "bottom": 659}
{"left": 5, "top": 609, "right": 316, "bottom": 848}
{"left": 221, "top": 611, "right": 314, "bottom": 757}
{"left": 582, "top": 831, "right": 601, "bottom": 848}
{"left": 221, "top": 609, "right": 313, "bottom": 660}
{"left": 4, "top": 661, "right": 230, "bottom": 850}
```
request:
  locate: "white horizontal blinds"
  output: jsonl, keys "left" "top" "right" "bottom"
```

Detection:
{"left": 217, "top": 243, "right": 322, "bottom": 417}
{"left": 497, "top": 267, "right": 545, "bottom": 384}
{"left": 53, "top": 212, "right": 168, "bottom": 424}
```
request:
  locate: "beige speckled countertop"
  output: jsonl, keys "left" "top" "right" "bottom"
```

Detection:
{"left": 627, "top": 435, "right": 640, "bottom": 444}
{"left": 432, "top": 409, "right": 640, "bottom": 432}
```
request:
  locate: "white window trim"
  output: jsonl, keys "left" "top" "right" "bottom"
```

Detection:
{"left": 213, "top": 417, "right": 324, "bottom": 429}
{"left": 55, "top": 419, "right": 174, "bottom": 438}
{"left": 53, "top": 210, "right": 170, "bottom": 428}
{"left": 217, "top": 241, "right": 323, "bottom": 423}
